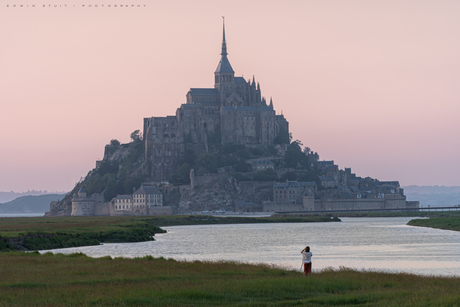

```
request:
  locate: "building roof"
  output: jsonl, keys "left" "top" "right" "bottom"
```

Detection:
{"left": 215, "top": 56, "right": 234, "bottom": 74}
{"left": 134, "top": 186, "right": 161, "bottom": 195}
{"left": 114, "top": 195, "right": 132, "bottom": 200}
{"left": 189, "top": 88, "right": 219, "bottom": 96}
{"left": 319, "top": 176, "right": 334, "bottom": 182}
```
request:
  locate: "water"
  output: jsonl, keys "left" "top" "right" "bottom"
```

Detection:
{"left": 43, "top": 217, "right": 460, "bottom": 276}
{"left": 0, "top": 213, "right": 44, "bottom": 217}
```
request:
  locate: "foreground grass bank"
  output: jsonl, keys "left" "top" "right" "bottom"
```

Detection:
{"left": 0, "top": 215, "right": 338, "bottom": 251}
{"left": 0, "top": 252, "right": 459, "bottom": 306}
{"left": 407, "top": 216, "right": 460, "bottom": 232}
{"left": 0, "top": 216, "right": 166, "bottom": 251}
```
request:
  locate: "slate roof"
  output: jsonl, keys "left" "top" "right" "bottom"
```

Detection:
{"left": 134, "top": 186, "right": 161, "bottom": 195}
{"left": 114, "top": 195, "right": 132, "bottom": 200}
{"left": 215, "top": 55, "right": 234, "bottom": 73}
{"left": 222, "top": 106, "right": 259, "bottom": 112}
{"left": 189, "top": 88, "right": 219, "bottom": 96}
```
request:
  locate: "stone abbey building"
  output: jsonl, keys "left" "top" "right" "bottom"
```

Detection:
{"left": 143, "top": 21, "right": 289, "bottom": 181}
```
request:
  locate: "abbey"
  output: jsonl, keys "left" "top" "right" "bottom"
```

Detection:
{"left": 143, "top": 21, "right": 289, "bottom": 181}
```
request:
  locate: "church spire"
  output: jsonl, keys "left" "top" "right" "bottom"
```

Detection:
{"left": 221, "top": 17, "right": 227, "bottom": 56}
{"left": 215, "top": 17, "right": 234, "bottom": 90}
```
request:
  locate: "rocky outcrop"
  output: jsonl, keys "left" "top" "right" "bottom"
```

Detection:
{"left": 178, "top": 175, "right": 273, "bottom": 212}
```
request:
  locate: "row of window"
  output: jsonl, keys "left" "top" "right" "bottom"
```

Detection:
{"left": 274, "top": 190, "right": 300, "bottom": 194}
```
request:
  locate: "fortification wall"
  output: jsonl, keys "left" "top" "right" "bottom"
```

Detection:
{"left": 94, "top": 202, "right": 111, "bottom": 216}
{"left": 383, "top": 194, "right": 407, "bottom": 208}
{"left": 315, "top": 199, "right": 385, "bottom": 211}
{"left": 71, "top": 201, "right": 95, "bottom": 216}
{"left": 263, "top": 201, "right": 304, "bottom": 212}
{"left": 148, "top": 206, "right": 174, "bottom": 215}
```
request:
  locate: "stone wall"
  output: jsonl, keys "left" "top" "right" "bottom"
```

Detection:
{"left": 263, "top": 201, "right": 304, "bottom": 212}
{"left": 148, "top": 206, "right": 174, "bottom": 215}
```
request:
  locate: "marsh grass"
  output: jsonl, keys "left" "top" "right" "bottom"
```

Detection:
{"left": 407, "top": 216, "right": 460, "bottom": 231}
{"left": 0, "top": 252, "right": 459, "bottom": 306}
{"left": 0, "top": 216, "right": 167, "bottom": 251}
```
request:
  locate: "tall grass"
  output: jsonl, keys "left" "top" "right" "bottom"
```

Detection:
{"left": 0, "top": 252, "right": 459, "bottom": 306}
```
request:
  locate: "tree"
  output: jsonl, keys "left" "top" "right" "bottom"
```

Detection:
{"left": 110, "top": 139, "right": 120, "bottom": 146}
{"left": 274, "top": 128, "right": 291, "bottom": 144}
{"left": 284, "top": 140, "right": 308, "bottom": 168}
{"left": 130, "top": 130, "right": 142, "bottom": 142}
{"left": 194, "top": 153, "right": 218, "bottom": 174}
{"left": 253, "top": 169, "right": 278, "bottom": 181}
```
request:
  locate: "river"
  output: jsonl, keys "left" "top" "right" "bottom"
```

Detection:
{"left": 41, "top": 217, "right": 460, "bottom": 277}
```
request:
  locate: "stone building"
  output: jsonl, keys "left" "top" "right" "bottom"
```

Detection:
{"left": 132, "top": 185, "right": 164, "bottom": 215}
{"left": 264, "top": 179, "right": 419, "bottom": 212}
{"left": 71, "top": 186, "right": 105, "bottom": 216}
{"left": 143, "top": 21, "right": 289, "bottom": 181}
{"left": 114, "top": 195, "right": 133, "bottom": 211}
{"left": 71, "top": 184, "right": 172, "bottom": 216}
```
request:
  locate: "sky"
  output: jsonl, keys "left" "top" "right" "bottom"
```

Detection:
{"left": 1, "top": 0, "right": 459, "bottom": 192}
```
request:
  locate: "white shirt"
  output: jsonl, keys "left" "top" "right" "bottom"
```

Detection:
{"left": 302, "top": 251, "right": 312, "bottom": 263}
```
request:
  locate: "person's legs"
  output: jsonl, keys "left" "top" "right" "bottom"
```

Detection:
{"left": 303, "top": 263, "right": 307, "bottom": 275}
{"left": 306, "top": 262, "right": 312, "bottom": 274}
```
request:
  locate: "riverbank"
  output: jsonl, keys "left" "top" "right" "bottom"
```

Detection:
{"left": 0, "top": 215, "right": 339, "bottom": 251}
{"left": 0, "top": 252, "right": 458, "bottom": 306}
{"left": 407, "top": 216, "right": 460, "bottom": 232}
{"left": 277, "top": 210, "right": 460, "bottom": 218}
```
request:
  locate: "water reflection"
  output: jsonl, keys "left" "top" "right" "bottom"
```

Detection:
{"left": 43, "top": 217, "right": 460, "bottom": 276}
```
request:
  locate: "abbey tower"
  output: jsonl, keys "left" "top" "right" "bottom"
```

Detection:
{"left": 143, "top": 20, "right": 289, "bottom": 181}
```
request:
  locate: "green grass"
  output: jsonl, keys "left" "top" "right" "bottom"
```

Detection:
{"left": 407, "top": 216, "right": 460, "bottom": 232}
{"left": 0, "top": 252, "right": 459, "bottom": 306}
{"left": 0, "top": 216, "right": 166, "bottom": 251}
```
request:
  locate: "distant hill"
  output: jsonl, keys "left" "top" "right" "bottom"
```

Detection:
{"left": 0, "top": 194, "right": 67, "bottom": 214}
{"left": 403, "top": 186, "right": 460, "bottom": 207}
{"left": 0, "top": 191, "right": 66, "bottom": 203}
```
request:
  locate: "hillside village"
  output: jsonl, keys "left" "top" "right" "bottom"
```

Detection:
{"left": 47, "top": 22, "right": 418, "bottom": 216}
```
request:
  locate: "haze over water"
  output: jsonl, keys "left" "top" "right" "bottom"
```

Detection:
{"left": 44, "top": 217, "right": 460, "bottom": 277}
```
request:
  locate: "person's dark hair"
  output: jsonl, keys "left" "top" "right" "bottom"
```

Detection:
{"left": 306, "top": 246, "right": 310, "bottom": 252}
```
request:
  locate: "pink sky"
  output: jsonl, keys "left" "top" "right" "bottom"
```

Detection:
{"left": 1, "top": 0, "right": 459, "bottom": 192}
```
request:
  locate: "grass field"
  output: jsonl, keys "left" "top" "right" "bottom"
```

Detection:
{"left": 0, "top": 252, "right": 459, "bottom": 306}
{"left": 407, "top": 216, "right": 460, "bottom": 232}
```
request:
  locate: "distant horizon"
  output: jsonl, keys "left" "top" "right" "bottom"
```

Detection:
{"left": 1, "top": 0, "right": 459, "bottom": 191}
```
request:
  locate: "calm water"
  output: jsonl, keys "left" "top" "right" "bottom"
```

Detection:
{"left": 0, "top": 213, "right": 44, "bottom": 217}
{"left": 43, "top": 217, "right": 460, "bottom": 276}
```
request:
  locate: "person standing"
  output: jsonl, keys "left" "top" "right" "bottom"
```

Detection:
{"left": 301, "top": 246, "right": 312, "bottom": 275}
